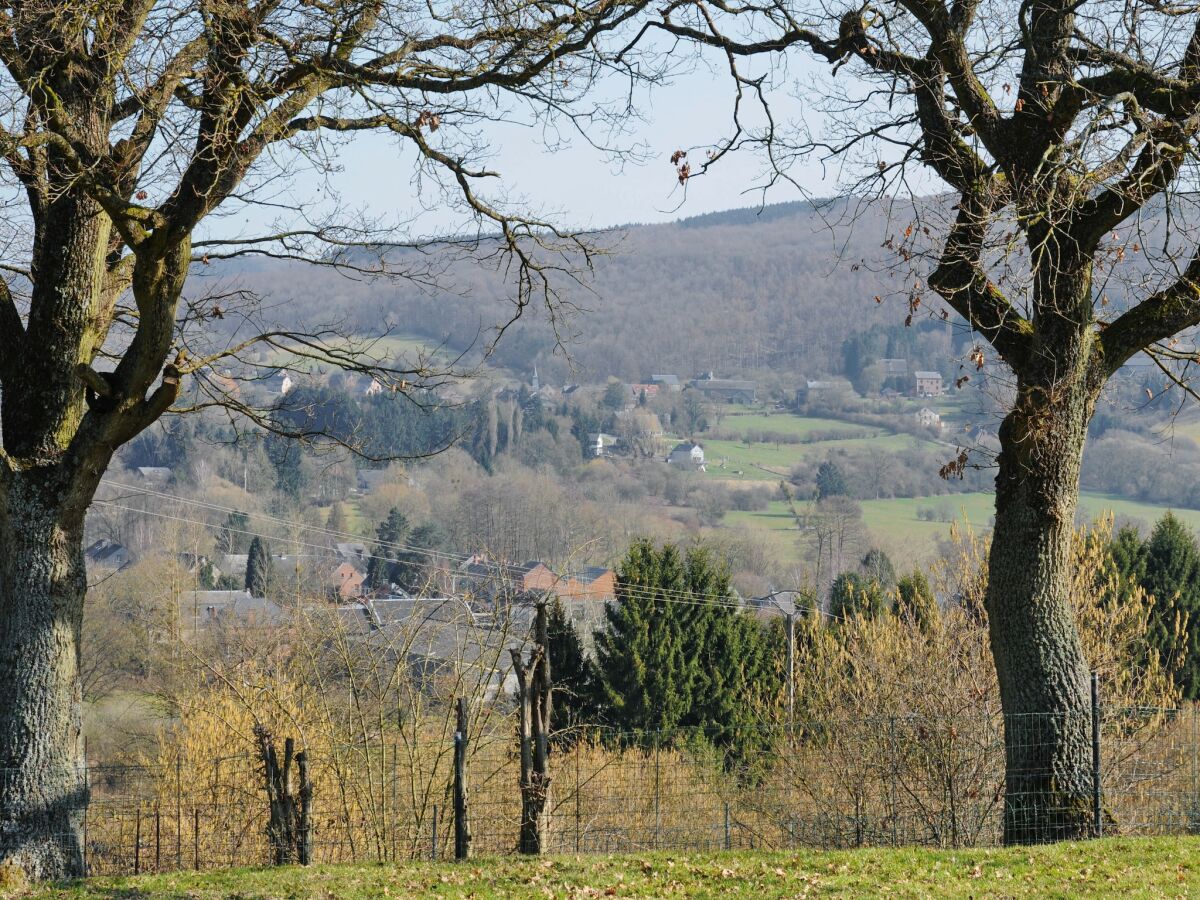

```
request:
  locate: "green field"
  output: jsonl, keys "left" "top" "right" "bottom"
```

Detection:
{"left": 703, "top": 434, "right": 935, "bottom": 481}
{"left": 21, "top": 838, "right": 1200, "bottom": 898}
{"left": 724, "top": 491, "right": 1200, "bottom": 553}
{"left": 717, "top": 412, "right": 878, "bottom": 440}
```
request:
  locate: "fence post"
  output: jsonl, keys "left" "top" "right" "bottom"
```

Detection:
{"left": 431, "top": 804, "right": 439, "bottom": 861}
{"left": 1091, "top": 672, "right": 1102, "bottom": 838}
{"left": 454, "top": 697, "right": 471, "bottom": 861}
{"left": 653, "top": 734, "right": 661, "bottom": 851}
{"left": 134, "top": 805, "right": 142, "bottom": 876}
{"left": 723, "top": 802, "right": 731, "bottom": 851}
{"left": 194, "top": 807, "right": 200, "bottom": 870}
{"left": 888, "top": 716, "right": 898, "bottom": 847}
{"left": 176, "top": 755, "right": 183, "bottom": 871}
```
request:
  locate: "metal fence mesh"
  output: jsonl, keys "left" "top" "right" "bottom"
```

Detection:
{"left": 10, "top": 705, "right": 1196, "bottom": 875}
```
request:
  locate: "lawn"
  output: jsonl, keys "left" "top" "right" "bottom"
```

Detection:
{"left": 19, "top": 837, "right": 1199, "bottom": 898}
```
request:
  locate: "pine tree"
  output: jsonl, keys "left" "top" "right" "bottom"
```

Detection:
{"left": 829, "top": 571, "right": 887, "bottom": 620}
{"left": 594, "top": 540, "right": 694, "bottom": 735}
{"left": 366, "top": 508, "right": 410, "bottom": 592}
{"left": 895, "top": 570, "right": 939, "bottom": 630}
{"left": 816, "top": 461, "right": 848, "bottom": 499}
{"left": 547, "top": 597, "right": 599, "bottom": 737}
{"left": 1140, "top": 513, "right": 1200, "bottom": 699}
{"left": 245, "top": 537, "right": 274, "bottom": 599}
{"left": 594, "top": 540, "right": 776, "bottom": 765}
{"left": 860, "top": 548, "right": 897, "bottom": 588}
{"left": 393, "top": 522, "right": 444, "bottom": 594}
{"left": 1110, "top": 525, "right": 1147, "bottom": 584}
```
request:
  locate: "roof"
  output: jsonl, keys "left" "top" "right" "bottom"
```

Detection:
{"left": 913, "top": 370, "right": 942, "bottom": 379}
{"left": 650, "top": 374, "right": 680, "bottom": 386}
{"left": 574, "top": 566, "right": 612, "bottom": 584}
{"left": 670, "top": 441, "right": 702, "bottom": 453}
{"left": 135, "top": 466, "right": 174, "bottom": 481}
{"left": 85, "top": 540, "right": 133, "bottom": 569}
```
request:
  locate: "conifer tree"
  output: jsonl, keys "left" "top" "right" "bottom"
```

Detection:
{"left": 1140, "top": 514, "right": 1200, "bottom": 699}
{"left": 245, "top": 537, "right": 274, "bottom": 600}
{"left": 829, "top": 572, "right": 887, "bottom": 620}
{"left": 366, "top": 508, "right": 410, "bottom": 592}
{"left": 594, "top": 540, "right": 694, "bottom": 735}
{"left": 895, "top": 570, "right": 939, "bottom": 630}
{"left": 547, "top": 597, "right": 599, "bottom": 736}
{"left": 594, "top": 540, "right": 775, "bottom": 764}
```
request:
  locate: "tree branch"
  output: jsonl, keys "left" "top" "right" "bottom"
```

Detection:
{"left": 1098, "top": 251, "right": 1200, "bottom": 376}
{"left": 929, "top": 191, "right": 1033, "bottom": 370}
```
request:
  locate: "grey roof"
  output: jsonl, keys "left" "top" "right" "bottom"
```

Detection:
{"left": 85, "top": 540, "right": 133, "bottom": 570}
{"left": 178, "top": 590, "right": 286, "bottom": 627}
{"left": 671, "top": 441, "right": 702, "bottom": 453}
{"left": 136, "top": 466, "right": 174, "bottom": 482}
{"left": 650, "top": 374, "right": 680, "bottom": 386}
{"left": 913, "top": 370, "right": 942, "bottom": 380}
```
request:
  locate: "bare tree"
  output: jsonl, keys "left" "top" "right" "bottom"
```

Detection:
{"left": 0, "top": 0, "right": 659, "bottom": 877}
{"left": 650, "top": 0, "right": 1200, "bottom": 842}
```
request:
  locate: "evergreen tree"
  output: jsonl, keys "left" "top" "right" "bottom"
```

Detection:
{"left": 1140, "top": 513, "right": 1200, "bottom": 699}
{"left": 547, "top": 597, "right": 599, "bottom": 737}
{"left": 245, "top": 537, "right": 274, "bottom": 599}
{"left": 393, "top": 522, "right": 444, "bottom": 593}
{"left": 594, "top": 540, "right": 775, "bottom": 765}
{"left": 860, "top": 548, "right": 897, "bottom": 588}
{"left": 594, "top": 540, "right": 695, "bottom": 735}
{"left": 895, "top": 570, "right": 939, "bottom": 630}
{"left": 602, "top": 381, "right": 627, "bottom": 411}
{"left": 217, "top": 511, "right": 250, "bottom": 555}
{"left": 829, "top": 571, "right": 887, "bottom": 620}
{"left": 366, "top": 508, "right": 410, "bottom": 592}
{"left": 816, "top": 461, "right": 848, "bottom": 499}
{"left": 1110, "top": 525, "right": 1147, "bottom": 584}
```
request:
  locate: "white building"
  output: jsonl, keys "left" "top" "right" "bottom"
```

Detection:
{"left": 668, "top": 441, "right": 705, "bottom": 469}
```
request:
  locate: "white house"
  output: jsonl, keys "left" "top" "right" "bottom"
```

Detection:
{"left": 915, "top": 407, "right": 943, "bottom": 430}
{"left": 668, "top": 441, "right": 705, "bottom": 468}
{"left": 587, "top": 432, "right": 622, "bottom": 458}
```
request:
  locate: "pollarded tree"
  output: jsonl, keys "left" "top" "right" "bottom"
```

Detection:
{"left": 654, "top": 0, "right": 1200, "bottom": 843}
{"left": 0, "top": 0, "right": 662, "bottom": 877}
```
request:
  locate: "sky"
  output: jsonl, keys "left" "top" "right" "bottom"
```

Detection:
{"left": 256, "top": 57, "right": 839, "bottom": 240}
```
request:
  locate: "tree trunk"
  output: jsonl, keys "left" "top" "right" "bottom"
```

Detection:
{"left": 0, "top": 471, "right": 89, "bottom": 879}
{"left": 987, "top": 359, "right": 1099, "bottom": 844}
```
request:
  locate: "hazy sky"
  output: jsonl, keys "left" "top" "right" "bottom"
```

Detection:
{"left": 272, "top": 58, "right": 838, "bottom": 239}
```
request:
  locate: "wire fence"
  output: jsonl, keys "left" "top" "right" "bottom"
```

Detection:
{"left": 16, "top": 703, "right": 1199, "bottom": 875}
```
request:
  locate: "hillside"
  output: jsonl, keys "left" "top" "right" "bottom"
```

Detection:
{"left": 195, "top": 197, "right": 962, "bottom": 387}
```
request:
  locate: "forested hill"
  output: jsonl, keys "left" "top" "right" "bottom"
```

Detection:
{"left": 195, "top": 197, "right": 965, "bottom": 384}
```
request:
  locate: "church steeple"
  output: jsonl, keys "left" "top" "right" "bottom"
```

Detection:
{"left": 531, "top": 365, "right": 540, "bottom": 392}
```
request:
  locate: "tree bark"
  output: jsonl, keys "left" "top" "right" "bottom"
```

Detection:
{"left": 0, "top": 470, "right": 90, "bottom": 879}
{"left": 987, "top": 292, "right": 1101, "bottom": 843}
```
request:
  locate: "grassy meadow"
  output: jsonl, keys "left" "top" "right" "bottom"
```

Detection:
{"left": 17, "top": 837, "right": 1199, "bottom": 898}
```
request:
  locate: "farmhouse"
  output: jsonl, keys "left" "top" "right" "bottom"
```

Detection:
{"left": 914, "top": 371, "right": 944, "bottom": 397}
{"left": 668, "top": 441, "right": 705, "bottom": 468}
{"left": 587, "top": 432, "right": 622, "bottom": 458}
{"left": 690, "top": 376, "right": 757, "bottom": 404}
{"left": 915, "top": 407, "right": 943, "bottom": 430}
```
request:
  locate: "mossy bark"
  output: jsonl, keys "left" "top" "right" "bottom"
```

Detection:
{"left": 0, "top": 471, "right": 90, "bottom": 879}
{"left": 986, "top": 260, "right": 1103, "bottom": 844}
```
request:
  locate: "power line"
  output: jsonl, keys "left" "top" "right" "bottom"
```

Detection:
{"left": 96, "top": 479, "right": 820, "bottom": 613}
{"left": 92, "top": 497, "right": 820, "bottom": 615}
